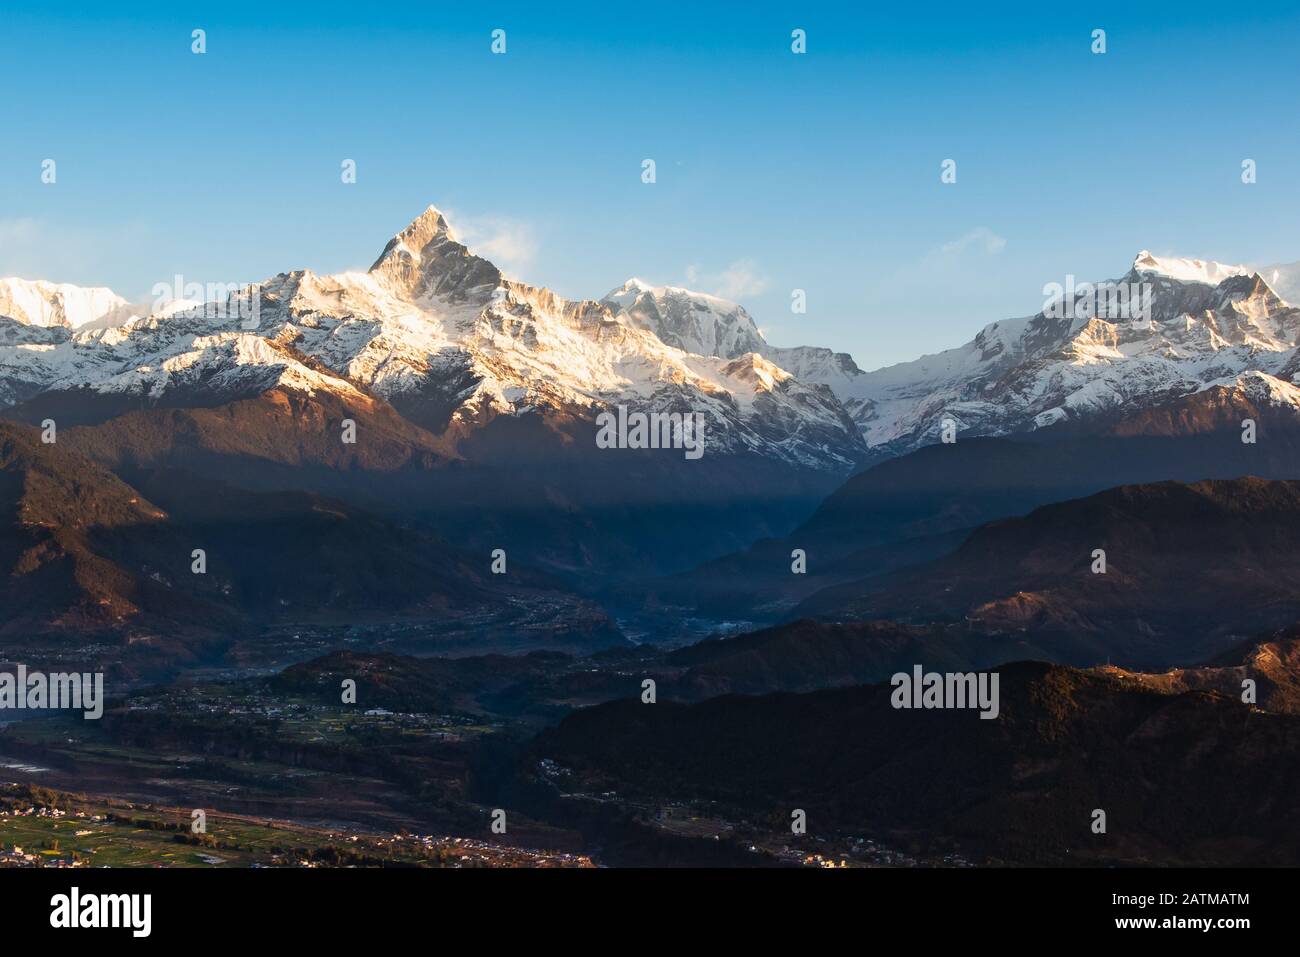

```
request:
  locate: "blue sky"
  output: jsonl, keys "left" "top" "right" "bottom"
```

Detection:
{"left": 1, "top": 1, "right": 1298, "bottom": 368}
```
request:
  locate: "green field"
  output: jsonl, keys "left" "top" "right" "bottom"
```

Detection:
{"left": 0, "top": 784, "right": 590, "bottom": 868}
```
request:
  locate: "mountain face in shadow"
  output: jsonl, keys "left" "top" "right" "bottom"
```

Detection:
{"left": 0, "top": 420, "right": 623, "bottom": 676}
{"left": 661, "top": 619, "right": 1027, "bottom": 696}
{"left": 665, "top": 387, "right": 1300, "bottom": 622}
{"left": 4, "top": 383, "right": 844, "bottom": 586}
{"left": 658, "top": 612, "right": 1300, "bottom": 713}
{"left": 534, "top": 656, "right": 1300, "bottom": 865}
{"left": 792, "top": 477, "right": 1300, "bottom": 669}
{"left": 0, "top": 418, "right": 189, "bottom": 633}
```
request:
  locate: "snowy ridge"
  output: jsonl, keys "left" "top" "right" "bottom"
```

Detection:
{"left": 4, "top": 207, "right": 1300, "bottom": 469}
{"left": 842, "top": 263, "right": 1300, "bottom": 452}
{"left": 601, "top": 278, "right": 768, "bottom": 360}
{"left": 596, "top": 250, "right": 1300, "bottom": 455}
{"left": 1133, "top": 251, "right": 1300, "bottom": 303}
{"left": 1132, "top": 250, "right": 1252, "bottom": 286}
{"left": 0, "top": 278, "right": 130, "bottom": 330}
{"left": 0, "top": 208, "right": 867, "bottom": 472}
{"left": 0, "top": 303, "right": 370, "bottom": 410}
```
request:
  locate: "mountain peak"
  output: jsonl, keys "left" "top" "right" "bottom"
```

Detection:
{"left": 0, "top": 277, "right": 129, "bottom": 329}
{"left": 409, "top": 205, "right": 458, "bottom": 241}
{"left": 601, "top": 279, "right": 767, "bottom": 360}
{"left": 1131, "top": 250, "right": 1251, "bottom": 286}
{"left": 611, "top": 276, "right": 654, "bottom": 296}
{"left": 368, "top": 206, "right": 499, "bottom": 302}
{"left": 606, "top": 277, "right": 740, "bottom": 309}
{"left": 370, "top": 205, "right": 458, "bottom": 267}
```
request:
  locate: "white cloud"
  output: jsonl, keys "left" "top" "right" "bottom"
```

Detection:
{"left": 937, "top": 227, "right": 1007, "bottom": 257}
{"left": 683, "top": 258, "right": 770, "bottom": 300}
{"left": 442, "top": 211, "right": 538, "bottom": 275}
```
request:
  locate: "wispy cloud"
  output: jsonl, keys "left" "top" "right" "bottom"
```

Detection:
{"left": 684, "top": 259, "right": 770, "bottom": 301}
{"left": 443, "top": 211, "right": 538, "bottom": 275}
{"left": 937, "top": 227, "right": 1007, "bottom": 258}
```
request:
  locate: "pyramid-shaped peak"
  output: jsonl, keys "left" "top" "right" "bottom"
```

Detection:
{"left": 369, "top": 206, "right": 462, "bottom": 274}
{"left": 376, "top": 205, "right": 458, "bottom": 258}
{"left": 368, "top": 206, "right": 500, "bottom": 302}
{"left": 406, "top": 205, "right": 456, "bottom": 239}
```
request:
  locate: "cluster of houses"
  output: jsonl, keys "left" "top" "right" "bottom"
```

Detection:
{"left": 0, "top": 806, "right": 106, "bottom": 867}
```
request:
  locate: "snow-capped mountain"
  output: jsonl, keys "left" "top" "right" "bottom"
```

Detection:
{"left": 598, "top": 280, "right": 875, "bottom": 432}
{"left": 0, "top": 208, "right": 867, "bottom": 472}
{"left": 601, "top": 251, "right": 1300, "bottom": 457}
{"left": 602, "top": 278, "right": 769, "bottom": 359}
{"left": 0, "top": 278, "right": 130, "bottom": 330}
{"left": 1130, "top": 251, "right": 1300, "bottom": 301}
{"left": 842, "top": 251, "right": 1300, "bottom": 453}
{"left": 0, "top": 277, "right": 198, "bottom": 332}
{"left": 0, "top": 302, "right": 369, "bottom": 412}
{"left": 5, "top": 209, "right": 1300, "bottom": 471}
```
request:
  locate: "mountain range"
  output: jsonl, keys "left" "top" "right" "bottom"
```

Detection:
{"left": 6, "top": 209, "right": 1300, "bottom": 475}
{"left": 6, "top": 207, "right": 1300, "bottom": 663}
{"left": 8, "top": 211, "right": 1300, "bottom": 869}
